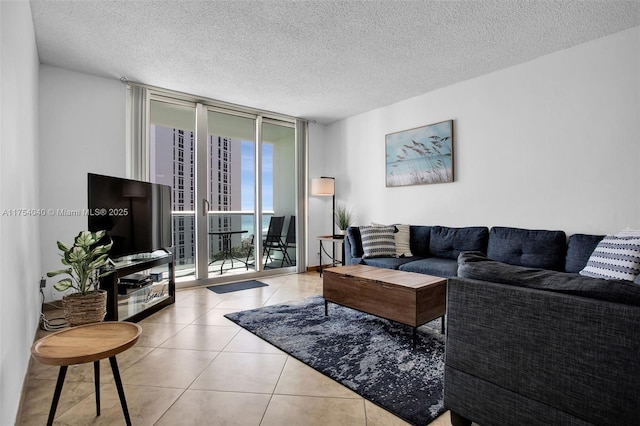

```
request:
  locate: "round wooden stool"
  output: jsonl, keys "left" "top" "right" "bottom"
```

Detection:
{"left": 31, "top": 321, "right": 141, "bottom": 426}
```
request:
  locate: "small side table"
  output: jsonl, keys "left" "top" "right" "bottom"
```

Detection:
{"left": 317, "top": 235, "right": 346, "bottom": 275}
{"left": 31, "top": 322, "right": 142, "bottom": 426}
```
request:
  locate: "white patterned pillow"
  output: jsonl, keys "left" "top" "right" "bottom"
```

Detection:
{"left": 580, "top": 236, "right": 640, "bottom": 281}
{"left": 360, "top": 225, "right": 396, "bottom": 258}
{"left": 371, "top": 222, "right": 413, "bottom": 257}
{"left": 393, "top": 224, "right": 413, "bottom": 257}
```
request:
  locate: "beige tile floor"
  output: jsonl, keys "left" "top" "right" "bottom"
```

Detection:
{"left": 18, "top": 272, "right": 451, "bottom": 426}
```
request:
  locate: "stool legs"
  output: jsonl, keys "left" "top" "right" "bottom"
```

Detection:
{"left": 109, "top": 355, "right": 132, "bottom": 426}
{"left": 47, "top": 358, "right": 131, "bottom": 426}
{"left": 94, "top": 360, "right": 100, "bottom": 416}
{"left": 47, "top": 366, "right": 68, "bottom": 426}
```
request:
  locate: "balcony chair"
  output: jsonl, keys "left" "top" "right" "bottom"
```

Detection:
{"left": 245, "top": 216, "right": 286, "bottom": 268}
{"left": 280, "top": 215, "right": 296, "bottom": 267}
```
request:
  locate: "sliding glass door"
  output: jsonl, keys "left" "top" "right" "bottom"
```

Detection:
{"left": 149, "top": 99, "right": 197, "bottom": 281}
{"left": 148, "top": 96, "right": 298, "bottom": 284}
{"left": 206, "top": 110, "right": 257, "bottom": 278}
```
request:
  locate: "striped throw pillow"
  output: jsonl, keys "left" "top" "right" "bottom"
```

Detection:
{"left": 580, "top": 235, "right": 640, "bottom": 281}
{"left": 360, "top": 225, "right": 396, "bottom": 258}
{"left": 371, "top": 222, "right": 414, "bottom": 257}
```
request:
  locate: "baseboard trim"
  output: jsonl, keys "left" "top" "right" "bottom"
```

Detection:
{"left": 307, "top": 265, "right": 339, "bottom": 273}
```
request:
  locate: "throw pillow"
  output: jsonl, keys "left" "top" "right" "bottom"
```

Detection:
{"left": 371, "top": 222, "right": 413, "bottom": 257}
{"left": 579, "top": 235, "right": 640, "bottom": 281}
{"left": 360, "top": 225, "right": 396, "bottom": 258}
{"left": 616, "top": 228, "right": 640, "bottom": 237}
{"left": 394, "top": 224, "right": 413, "bottom": 257}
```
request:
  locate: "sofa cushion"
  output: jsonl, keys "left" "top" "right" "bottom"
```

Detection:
{"left": 487, "top": 226, "right": 566, "bottom": 271}
{"left": 458, "top": 251, "right": 640, "bottom": 307}
{"left": 429, "top": 226, "right": 489, "bottom": 260}
{"left": 346, "top": 226, "right": 364, "bottom": 258}
{"left": 565, "top": 233, "right": 605, "bottom": 273}
{"left": 410, "top": 226, "right": 431, "bottom": 257}
{"left": 359, "top": 225, "right": 396, "bottom": 258}
{"left": 349, "top": 256, "right": 363, "bottom": 265}
{"left": 399, "top": 257, "right": 458, "bottom": 277}
{"left": 363, "top": 256, "right": 423, "bottom": 270}
{"left": 580, "top": 235, "right": 640, "bottom": 281}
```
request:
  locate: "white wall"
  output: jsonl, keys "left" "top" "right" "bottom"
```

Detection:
{"left": 39, "top": 66, "right": 126, "bottom": 300}
{"left": 0, "top": 1, "right": 41, "bottom": 424}
{"left": 307, "top": 122, "right": 330, "bottom": 266}
{"left": 323, "top": 26, "right": 640, "bottom": 237}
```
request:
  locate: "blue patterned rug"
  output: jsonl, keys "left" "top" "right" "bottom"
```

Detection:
{"left": 224, "top": 295, "right": 445, "bottom": 425}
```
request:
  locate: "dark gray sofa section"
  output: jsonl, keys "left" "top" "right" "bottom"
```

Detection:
{"left": 345, "top": 225, "right": 603, "bottom": 277}
{"left": 345, "top": 225, "right": 487, "bottom": 277}
{"left": 458, "top": 251, "right": 640, "bottom": 306}
{"left": 487, "top": 226, "right": 566, "bottom": 271}
{"left": 565, "top": 233, "right": 607, "bottom": 273}
{"left": 400, "top": 226, "right": 489, "bottom": 277}
{"left": 445, "top": 252, "right": 640, "bottom": 425}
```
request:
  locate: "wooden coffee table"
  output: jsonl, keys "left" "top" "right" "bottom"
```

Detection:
{"left": 323, "top": 264, "right": 446, "bottom": 348}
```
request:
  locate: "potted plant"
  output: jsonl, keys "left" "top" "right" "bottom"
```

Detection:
{"left": 334, "top": 203, "right": 354, "bottom": 236}
{"left": 47, "top": 230, "right": 113, "bottom": 326}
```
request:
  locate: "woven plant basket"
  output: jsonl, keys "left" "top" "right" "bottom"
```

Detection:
{"left": 62, "top": 290, "right": 107, "bottom": 327}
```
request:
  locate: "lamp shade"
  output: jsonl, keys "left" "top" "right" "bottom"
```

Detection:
{"left": 310, "top": 177, "right": 335, "bottom": 196}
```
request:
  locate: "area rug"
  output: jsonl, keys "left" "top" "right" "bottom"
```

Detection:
{"left": 207, "top": 280, "right": 268, "bottom": 294}
{"left": 224, "top": 295, "right": 445, "bottom": 425}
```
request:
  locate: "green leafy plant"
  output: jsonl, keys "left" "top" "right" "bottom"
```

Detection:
{"left": 47, "top": 230, "right": 113, "bottom": 295}
{"left": 334, "top": 203, "right": 354, "bottom": 230}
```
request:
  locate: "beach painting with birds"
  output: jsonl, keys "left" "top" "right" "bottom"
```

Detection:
{"left": 385, "top": 120, "right": 454, "bottom": 187}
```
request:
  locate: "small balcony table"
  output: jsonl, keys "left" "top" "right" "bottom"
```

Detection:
{"left": 209, "top": 229, "right": 249, "bottom": 274}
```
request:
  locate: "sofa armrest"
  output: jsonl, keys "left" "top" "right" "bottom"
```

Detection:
{"left": 345, "top": 226, "right": 363, "bottom": 265}
{"left": 444, "top": 277, "right": 640, "bottom": 425}
{"left": 344, "top": 233, "right": 354, "bottom": 265}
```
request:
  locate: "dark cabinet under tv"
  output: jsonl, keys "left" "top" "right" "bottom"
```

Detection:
{"left": 100, "top": 253, "right": 175, "bottom": 322}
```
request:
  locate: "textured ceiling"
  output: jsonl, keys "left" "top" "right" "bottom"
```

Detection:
{"left": 30, "top": 1, "right": 640, "bottom": 124}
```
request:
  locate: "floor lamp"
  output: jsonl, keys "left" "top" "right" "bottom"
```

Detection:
{"left": 311, "top": 176, "right": 336, "bottom": 238}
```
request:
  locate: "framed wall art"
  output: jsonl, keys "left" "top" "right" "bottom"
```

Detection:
{"left": 385, "top": 120, "right": 454, "bottom": 187}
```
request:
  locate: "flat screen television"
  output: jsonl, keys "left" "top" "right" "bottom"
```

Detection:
{"left": 87, "top": 173, "right": 173, "bottom": 259}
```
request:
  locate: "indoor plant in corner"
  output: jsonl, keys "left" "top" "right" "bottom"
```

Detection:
{"left": 47, "top": 230, "right": 113, "bottom": 326}
{"left": 334, "top": 203, "right": 354, "bottom": 236}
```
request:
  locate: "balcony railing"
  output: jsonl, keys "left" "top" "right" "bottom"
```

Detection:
{"left": 170, "top": 210, "right": 274, "bottom": 268}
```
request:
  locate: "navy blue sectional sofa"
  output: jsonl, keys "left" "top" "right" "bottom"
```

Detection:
{"left": 345, "top": 225, "right": 604, "bottom": 277}
{"left": 346, "top": 225, "right": 640, "bottom": 424}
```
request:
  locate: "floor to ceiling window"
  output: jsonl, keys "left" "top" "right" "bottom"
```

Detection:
{"left": 261, "top": 120, "right": 296, "bottom": 269}
{"left": 205, "top": 109, "right": 258, "bottom": 279}
{"left": 149, "top": 99, "right": 197, "bottom": 280}
{"left": 130, "top": 86, "right": 305, "bottom": 287}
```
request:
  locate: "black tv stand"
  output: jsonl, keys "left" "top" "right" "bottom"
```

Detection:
{"left": 100, "top": 252, "right": 175, "bottom": 322}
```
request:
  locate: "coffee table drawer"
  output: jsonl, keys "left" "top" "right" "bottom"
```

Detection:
{"left": 324, "top": 270, "right": 421, "bottom": 325}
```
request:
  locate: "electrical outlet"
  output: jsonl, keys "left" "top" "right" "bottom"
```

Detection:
{"left": 40, "top": 278, "right": 46, "bottom": 288}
